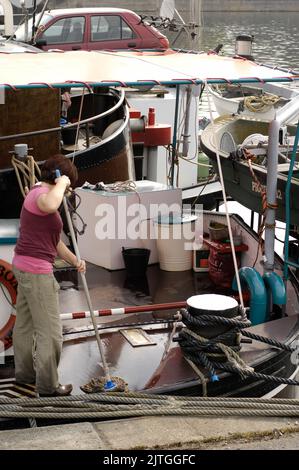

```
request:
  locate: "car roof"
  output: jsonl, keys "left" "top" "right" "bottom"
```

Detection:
{"left": 46, "top": 8, "right": 139, "bottom": 17}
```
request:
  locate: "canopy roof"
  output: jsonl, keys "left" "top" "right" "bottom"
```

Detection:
{"left": 0, "top": 48, "right": 298, "bottom": 89}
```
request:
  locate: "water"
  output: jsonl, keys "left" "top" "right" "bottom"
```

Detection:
{"left": 181, "top": 11, "right": 299, "bottom": 74}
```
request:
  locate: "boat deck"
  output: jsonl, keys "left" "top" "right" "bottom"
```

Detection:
{"left": 1, "top": 262, "right": 298, "bottom": 399}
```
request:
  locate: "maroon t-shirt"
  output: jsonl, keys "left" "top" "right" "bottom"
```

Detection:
{"left": 14, "top": 185, "right": 63, "bottom": 266}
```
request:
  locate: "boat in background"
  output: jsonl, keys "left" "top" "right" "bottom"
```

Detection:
{"left": 209, "top": 81, "right": 299, "bottom": 121}
{"left": 200, "top": 111, "right": 299, "bottom": 225}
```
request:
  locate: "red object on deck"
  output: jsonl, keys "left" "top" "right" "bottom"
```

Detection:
{"left": 131, "top": 124, "right": 171, "bottom": 146}
{"left": 144, "top": 124, "right": 171, "bottom": 146}
{"left": 204, "top": 239, "right": 248, "bottom": 288}
{"left": 129, "top": 108, "right": 142, "bottom": 119}
{"left": 130, "top": 106, "right": 171, "bottom": 146}
{"left": 148, "top": 107, "right": 156, "bottom": 125}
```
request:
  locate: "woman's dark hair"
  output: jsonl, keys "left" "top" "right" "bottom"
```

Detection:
{"left": 40, "top": 154, "right": 78, "bottom": 187}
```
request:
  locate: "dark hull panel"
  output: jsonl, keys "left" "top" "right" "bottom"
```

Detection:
{"left": 202, "top": 155, "right": 299, "bottom": 224}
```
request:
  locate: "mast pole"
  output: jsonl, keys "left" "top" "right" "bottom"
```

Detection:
{"left": 170, "top": 85, "right": 180, "bottom": 187}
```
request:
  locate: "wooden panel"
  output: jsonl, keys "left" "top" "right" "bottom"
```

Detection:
{"left": 0, "top": 88, "right": 60, "bottom": 170}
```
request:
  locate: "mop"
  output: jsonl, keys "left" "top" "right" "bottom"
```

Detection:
{"left": 57, "top": 170, "right": 127, "bottom": 393}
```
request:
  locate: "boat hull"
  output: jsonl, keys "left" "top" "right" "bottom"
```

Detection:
{"left": 209, "top": 82, "right": 299, "bottom": 121}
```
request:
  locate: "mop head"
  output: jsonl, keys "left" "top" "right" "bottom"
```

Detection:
{"left": 80, "top": 376, "right": 128, "bottom": 393}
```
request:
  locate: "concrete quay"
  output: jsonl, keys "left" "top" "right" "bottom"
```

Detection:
{"left": 0, "top": 415, "right": 298, "bottom": 450}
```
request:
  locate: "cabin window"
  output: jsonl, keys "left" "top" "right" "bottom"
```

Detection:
{"left": 91, "top": 15, "right": 135, "bottom": 41}
{"left": 41, "top": 16, "right": 85, "bottom": 44}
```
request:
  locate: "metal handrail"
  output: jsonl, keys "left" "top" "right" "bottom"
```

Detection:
{"left": 283, "top": 121, "right": 299, "bottom": 279}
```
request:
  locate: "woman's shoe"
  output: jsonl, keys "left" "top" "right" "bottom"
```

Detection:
{"left": 39, "top": 383, "right": 73, "bottom": 397}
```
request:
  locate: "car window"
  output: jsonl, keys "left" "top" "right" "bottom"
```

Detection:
{"left": 121, "top": 19, "right": 135, "bottom": 40}
{"left": 91, "top": 15, "right": 135, "bottom": 42}
{"left": 41, "top": 16, "right": 85, "bottom": 44}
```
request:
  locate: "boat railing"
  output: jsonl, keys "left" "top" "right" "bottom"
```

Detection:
{"left": 275, "top": 94, "right": 299, "bottom": 126}
{"left": 0, "top": 87, "right": 126, "bottom": 143}
{"left": 283, "top": 122, "right": 299, "bottom": 277}
{"left": 264, "top": 95, "right": 299, "bottom": 271}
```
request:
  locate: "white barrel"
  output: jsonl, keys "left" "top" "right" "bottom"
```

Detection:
{"left": 154, "top": 212, "right": 197, "bottom": 271}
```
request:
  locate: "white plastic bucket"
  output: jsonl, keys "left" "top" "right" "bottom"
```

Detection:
{"left": 154, "top": 212, "right": 197, "bottom": 271}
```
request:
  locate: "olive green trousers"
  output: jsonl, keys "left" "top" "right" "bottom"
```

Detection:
{"left": 12, "top": 267, "right": 62, "bottom": 394}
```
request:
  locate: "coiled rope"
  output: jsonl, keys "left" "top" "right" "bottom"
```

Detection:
{"left": 244, "top": 94, "right": 280, "bottom": 113}
{"left": 176, "top": 307, "right": 299, "bottom": 390}
{"left": 11, "top": 154, "right": 41, "bottom": 198}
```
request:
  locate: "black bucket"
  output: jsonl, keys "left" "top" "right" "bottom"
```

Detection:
{"left": 122, "top": 247, "right": 150, "bottom": 278}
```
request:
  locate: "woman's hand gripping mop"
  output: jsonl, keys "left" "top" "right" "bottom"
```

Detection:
{"left": 56, "top": 170, "right": 127, "bottom": 393}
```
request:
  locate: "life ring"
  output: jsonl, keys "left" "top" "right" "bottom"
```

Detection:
{"left": 0, "top": 260, "right": 17, "bottom": 351}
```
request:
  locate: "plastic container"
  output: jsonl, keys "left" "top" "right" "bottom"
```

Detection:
{"left": 154, "top": 212, "right": 197, "bottom": 271}
{"left": 197, "top": 152, "right": 210, "bottom": 180}
{"left": 122, "top": 247, "right": 150, "bottom": 278}
{"left": 209, "top": 221, "right": 229, "bottom": 241}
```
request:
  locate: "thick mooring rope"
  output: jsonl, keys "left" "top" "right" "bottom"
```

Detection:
{"left": 11, "top": 154, "right": 41, "bottom": 198}
{"left": 177, "top": 306, "right": 299, "bottom": 389}
{"left": 1, "top": 392, "right": 299, "bottom": 419}
{"left": 244, "top": 94, "right": 280, "bottom": 113}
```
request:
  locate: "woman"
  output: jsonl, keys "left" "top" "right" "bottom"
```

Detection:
{"left": 12, "top": 154, "right": 85, "bottom": 397}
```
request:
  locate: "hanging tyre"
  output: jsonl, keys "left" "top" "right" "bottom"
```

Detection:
{"left": 0, "top": 260, "right": 17, "bottom": 351}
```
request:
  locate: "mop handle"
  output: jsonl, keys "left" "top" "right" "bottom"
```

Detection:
{"left": 55, "top": 170, "right": 112, "bottom": 382}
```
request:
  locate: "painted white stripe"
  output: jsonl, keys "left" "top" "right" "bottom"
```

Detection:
{"left": 59, "top": 313, "right": 74, "bottom": 319}
{"left": 0, "top": 390, "right": 20, "bottom": 398}
{"left": 111, "top": 308, "right": 125, "bottom": 315}
{"left": 0, "top": 378, "right": 15, "bottom": 383}
{"left": 0, "top": 383, "right": 15, "bottom": 388}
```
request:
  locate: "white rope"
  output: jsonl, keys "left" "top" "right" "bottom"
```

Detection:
{"left": 205, "top": 82, "right": 245, "bottom": 313}
{"left": 11, "top": 155, "right": 41, "bottom": 198}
